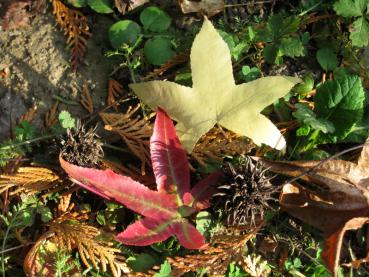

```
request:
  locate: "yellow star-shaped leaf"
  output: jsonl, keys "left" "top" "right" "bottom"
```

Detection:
{"left": 130, "top": 18, "right": 301, "bottom": 153}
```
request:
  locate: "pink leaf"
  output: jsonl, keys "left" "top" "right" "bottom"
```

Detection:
{"left": 185, "top": 171, "right": 222, "bottom": 210}
{"left": 117, "top": 217, "right": 176, "bottom": 246}
{"left": 172, "top": 219, "right": 206, "bottom": 249}
{"left": 60, "top": 156, "right": 178, "bottom": 220}
{"left": 151, "top": 108, "right": 190, "bottom": 199}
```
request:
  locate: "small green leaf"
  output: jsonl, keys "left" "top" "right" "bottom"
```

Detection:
{"left": 154, "top": 261, "right": 171, "bottom": 277}
{"left": 87, "top": 0, "right": 114, "bottom": 13}
{"left": 315, "top": 75, "right": 365, "bottom": 139}
{"left": 59, "top": 111, "right": 76, "bottom": 129}
{"left": 37, "top": 206, "right": 53, "bottom": 223}
{"left": 195, "top": 211, "right": 212, "bottom": 237}
{"left": 67, "top": 0, "right": 87, "bottom": 7}
{"left": 127, "top": 253, "right": 157, "bottom": 273}
{"left": 109, "top": 20, "right": 142, "bottom": 48}
{"left": 280, "top": 37, "right": 305, "bottom": 58}
{"left": 144, "top": 37, "right": 175, "bottom": 65}
{"left": 316, "top": 48, "right": 338, "bottom": 71}
{"left": 294, "top": 74, "right": 314, "bottom": 95}
{"left": 140, "top": 7, "right": 171, "bottom": 32}
{"left": 241, "top": 65, "right": 261, "bottom": 82}
{"left": 263, "top": 44, "right": 279, "bottom": 64}
{"left": 334, "top": 0, "right": 366, "bottom": 17}
{"left": 350, "top": 17, "right": 369, "bottom": 47}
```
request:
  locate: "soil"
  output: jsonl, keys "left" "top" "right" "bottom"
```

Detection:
{"left": 0, "top": 11, "right": 115, "bottom": 141}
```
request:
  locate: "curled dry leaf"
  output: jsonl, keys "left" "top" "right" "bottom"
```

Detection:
{"left": 255, "top": 137, "right": 369, "bottom": 276}
{"left": 178, "top": 0, "right": 225, "bottom": 17}
{"left": 114, "top": 0, "right": 149, "bottom": 15}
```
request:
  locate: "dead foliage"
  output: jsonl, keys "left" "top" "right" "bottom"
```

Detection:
{"left": 19, "top": 105, "right": 38, "bottom": 124}
{"left": 114, "top": 0, "right": 149, "bottom": 15}
{"left": 0, "top": 167, "right": 62, "bottom": 195}
{"left": 51, "top": 0, "right": 91, "bottom": 70}
{"left": 100, "top": 105, "right": 154, "bottom": 174}
{"left": 168, "top": 228, "right": 267, "bottom": 276}
{"left": 107, "top": 78, "right": 124, "bottom": 110}
{"left": 255, "top": 138, "right": 369, "bottom": 276}
{"left": 24, "top": 194, "right": 130, "bottom": 276}
{"left": 44, "top": 102, "right": 59, "bottom": 129}
{"left": 178, "top": 0, "right": 224, "bottom": 17}
{"left": 80, "top": 82, "right": 94, "bottom": 114}
{"left": 1, "top": 1, "right": 32, "bottom": 30}
{"left": 142, "top": 50, "right": 190, "bottom": 81}
{"left": 192, "top": 125, "right": 255, "bottom": 167}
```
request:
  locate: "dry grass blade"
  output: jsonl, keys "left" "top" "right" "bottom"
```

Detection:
{"left": 0, "top": 167, "right": 61, "bottom": 195}
{"left": 168, "top": 228, "right": 259, "bottom": 276}
{"left": 51, "top": 0, "right": 91, "bottom": 70}
{"left": 100, "top": 105, "right": 154, "bottom": 174}
{"left": 142, "top": 50, "right": 190, "bottom": 80}
{"left": 192, "top": 125, "right": 255, "bottom": 167}
{"left": 44, "top": 102, "right": 59, "bottom": 129}
{"left": 107, "top": 78, "right": 124, "bottom": 110}
{"left": 80, "top": 82, "right": 94, "bottom": 114}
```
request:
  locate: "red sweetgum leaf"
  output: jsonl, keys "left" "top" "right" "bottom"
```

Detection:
{"left": 60, "top": 156, "right": 178, "bottom": 220}
{"left": 151, "top": 108, "right": 190, "bottom": 199}
{"left": 172, "top": 219, "right": 206, "bottom": 249}
{"left": 184, "top": 171, "right": 222, "bottom": 210}
{"left": 322, "top": 217, "right": 369, "bottom": 277}
{"left": 117, "top": 217, "right": 176, "bottom": 246}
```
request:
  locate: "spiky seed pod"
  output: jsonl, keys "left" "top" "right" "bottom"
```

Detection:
{"left": 59, "top": 121, "right": 103, "bottom": 167}
{"left": 213, "top": 156, "right": 276, "bottom": 227}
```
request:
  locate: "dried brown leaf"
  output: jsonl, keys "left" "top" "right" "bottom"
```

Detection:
{"left": 51, "top": 0, "right": 91, "bottom": 70}
{"left": 142, "top": 50, "right": 190, "bottom": 81}
{"left": 192, "top": 125, "right": 255, "bottom": 167}
{"left": 44, "top": 102, "right": 59, "bottom": 129}
{"left": 19, "top": 105, "right": 37, "bottom": 123}
{"left": 0, "top": 167, "right": 62, "bottom": 195}
{"left": 107, "top": 78, "right": 124, "bottom": 110}
{"left": 100, "top": 105, "right": 154, "bottom": 174}
{"left": 168, "top": 228, "right": 258, "bottom": 276}
{"left": 80, "top": 82, "right": 94, "bottom": 114}
{"left": 178, "top": 0, "right": 224, "bottom": 17}
{"left": 114, "top": 0, "right": 149, "bottom": 15}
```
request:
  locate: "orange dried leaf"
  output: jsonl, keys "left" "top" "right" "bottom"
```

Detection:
{"left": 45, "top": 102, "right": 59, "bottom": 129}
{"left": 80, "top": 82, "right": 94, "bottom": 114}
{"left": 99, "top": 105, "right": 154, "bottom": 174}
{"left": 51, "top": 0, "right": 91, "bottom": 70}
{"left": 107, "top": 78, "right": 124, "bottom": 110}
{"left": 0, "top": 167, "right": 61, "bottom": 195}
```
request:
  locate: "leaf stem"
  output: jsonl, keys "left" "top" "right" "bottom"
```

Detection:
{"left": 0, "top": 135, "right": 55, "bottom": 151}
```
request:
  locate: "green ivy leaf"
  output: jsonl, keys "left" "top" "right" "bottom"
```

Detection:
{"left": 144, "top": 37, "right": 175, "bottom": 65}
{"left": 316, "top": 48, "right": 338, "bottom": 71}
{"left": 87, "top": 0, "right": 114, "bottom": 13}
{"left": 109, "top": 20, "right": 142, "bottom": 48}
{"left": 140, "top": 7, "right": 171, "bottom": 33}
{"left": 350, "top": 17, "right": 369, "bottom": 47}
{"left": 315, "top": 75, "right": 365, "bottom": 140}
